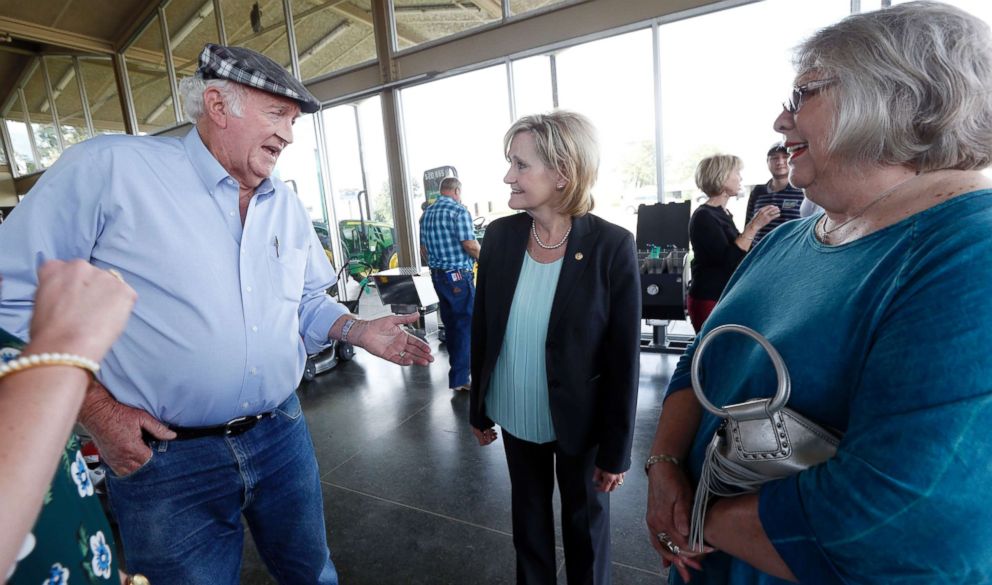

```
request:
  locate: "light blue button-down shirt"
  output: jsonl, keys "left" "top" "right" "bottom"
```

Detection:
{"left": 0, "top": 129, "right": 347, "bottom": 425}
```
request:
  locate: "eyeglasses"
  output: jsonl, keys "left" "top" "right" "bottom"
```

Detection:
{"left": 783, "top": 78, "right": 837, "bottom": 114}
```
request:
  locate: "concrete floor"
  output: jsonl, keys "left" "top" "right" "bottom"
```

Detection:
{"left": 237, "top": 326, "right": 681, "bottom": 584}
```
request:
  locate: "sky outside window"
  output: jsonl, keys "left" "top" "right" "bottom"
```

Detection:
{"left": 659, "top": 0, "right": 849, "bottom": 226}
{"left": 401, "top": 65, "right": 511, "bottom": 222}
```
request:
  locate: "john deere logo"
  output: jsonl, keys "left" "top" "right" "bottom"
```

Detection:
{"left": 0, "top": 346, "right": 21, "bottom": 363}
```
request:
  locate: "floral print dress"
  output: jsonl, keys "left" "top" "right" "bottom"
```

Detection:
{"left": 2, "top": 327, "right": 120, "bottom": 584}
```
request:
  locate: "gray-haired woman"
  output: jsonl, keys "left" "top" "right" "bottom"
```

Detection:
{"left": 646, "top": 2, "right": 992, "bottom": 584}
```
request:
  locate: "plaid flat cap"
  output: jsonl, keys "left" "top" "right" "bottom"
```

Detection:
{"left": 197, "top": 43, "right": 320, "bottom": 113}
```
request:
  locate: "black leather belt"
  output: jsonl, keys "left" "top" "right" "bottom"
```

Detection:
{"left": 168, "top": 413, "right": 268, "bottom": 440}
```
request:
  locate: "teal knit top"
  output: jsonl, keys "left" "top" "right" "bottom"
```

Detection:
{"left": 485, "top": 253, "right": 563, "bottom": 443}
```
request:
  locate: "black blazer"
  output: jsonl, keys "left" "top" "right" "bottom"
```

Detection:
{"left": 469, "top": 212, "right": 641, "bottom": 473}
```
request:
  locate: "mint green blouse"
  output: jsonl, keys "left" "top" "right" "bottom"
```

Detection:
{"left": 485, "top": 253, "right": 563, "bottom": 443}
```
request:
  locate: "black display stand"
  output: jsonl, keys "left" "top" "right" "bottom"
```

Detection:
{"left": 635, "top": 201, "right": 694, "bottom": 353}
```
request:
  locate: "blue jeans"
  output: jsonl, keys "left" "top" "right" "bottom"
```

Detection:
{"left": 432, "top": 268, "right": 475, "bottom": 388}
{"left": 105, "top": 393, "right": 337, "bottom": 585}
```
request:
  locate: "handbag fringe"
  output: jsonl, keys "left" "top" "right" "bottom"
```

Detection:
{"left": 689, "top": 433, "right": 772, "bottom": 552}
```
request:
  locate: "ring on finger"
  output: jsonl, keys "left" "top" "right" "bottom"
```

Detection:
{"left": 399, "top": 350, "right": 406, "bottom": 358}
{"left": 656, "top": 532, "right": 680, "bottom": 556}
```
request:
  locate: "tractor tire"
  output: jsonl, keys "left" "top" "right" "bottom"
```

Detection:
{"left": 380, "top": 246, "right": 397, "bottom": 270}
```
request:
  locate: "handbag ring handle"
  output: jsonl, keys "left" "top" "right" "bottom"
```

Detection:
{"left": 690, "top": 324, "right": 791, "bottom": 417}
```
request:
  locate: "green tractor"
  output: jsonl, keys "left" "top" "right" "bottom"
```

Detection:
{"left": 312, "top": 218, "right": 399, "bottom": 277}
{"left": 312, "top": 189, "right": 399, "bottom": 277}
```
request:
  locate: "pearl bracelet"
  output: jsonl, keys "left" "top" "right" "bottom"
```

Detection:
{"left": 0, "top": 352, "right": 100, "bottom": 380}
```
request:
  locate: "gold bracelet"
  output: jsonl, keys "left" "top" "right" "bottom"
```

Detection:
{"left": 127, "top": 574, "right": 150, "bottom": 585}
{"left": 644, "top": 453, "right": 681, "bottom": 475}
{"left": 0, "top": 352, "right": 100, "bottom": 381}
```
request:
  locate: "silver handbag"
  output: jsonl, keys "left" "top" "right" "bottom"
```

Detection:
{"left": 688, "top": 324, "right": 842, "bottom": 551}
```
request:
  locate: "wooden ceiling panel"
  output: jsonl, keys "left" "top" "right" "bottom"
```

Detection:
{"left": 0, "top": 0, "right": 65, "bottom": 28}
{"left": 0, "top": 0, "right": 150, "bottom": 44}
{"left": 166, "top": 0, "right": 221, "bottom": 64}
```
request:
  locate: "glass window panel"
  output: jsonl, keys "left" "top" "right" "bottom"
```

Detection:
{"left": 29, "top": 119, "right": 60, "bottom": 169}
{"left": 401, "top": 65, "right": 511, "bottom": 224}
{"left": 356, "top": 96, "right": 393, "bottom": 225}
{"left": 509, "top": 0, "right": 572, "bottom": 17}
{"left": 659, "top": 0, "right": 850, "bottom": 227}
{"left": 223, "top": 0, "right": 292, "bottom": 70}
{"left": 892, "top": 0, "right": 992, "bottom": 22}
{"left": 292, "top": 0, "right": 377, "bottom": 79}
{"left": 126, "top": 15, "right": 177, "bottom": 134}
{"left": 392, "top": 0, "right": 501, "bottom": 51}
{"left": 4, "top": 99, "right": 37, "bottom": 174}
{"left": 321, "top": 97, "right": 398, "bottom": 272}
{"left": 857, "top": 0, "right": 887, "bottom": 12}
{"left": 23, "top": 64, "right": 60, "bottom": 168}
{"left": 511, "top": 55, "right": 554, "bottom": 118}
{"left": 555, "top": 28, "right": 654, "bottom": 234}
{"left": 46, "top": 57, "right": 89, "bottom": 148}
{"left": 79, "top": 58, "right": 126, "bottom": 135}
{"left": 273, "top": 114, "right": 325, "bottom": 220}
{"left": 0, "top": 139, "right": 6, "bottom": 166}
{"left": 165, "top": 0, "right": 221, "bottom": 85}
{"left": 322, "top": 104, "right": 365, "bottom": 222}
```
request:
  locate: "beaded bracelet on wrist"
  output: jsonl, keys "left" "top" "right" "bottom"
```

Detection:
{"left": 644, "top": 453, "right": 681, "bottom": 475}
{"left": 0, "top": 353, "right": 100, "bottom": 380}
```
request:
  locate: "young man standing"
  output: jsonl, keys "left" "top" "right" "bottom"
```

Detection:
{"left": 745, "top": 142, "right": 806, "bottom": 246}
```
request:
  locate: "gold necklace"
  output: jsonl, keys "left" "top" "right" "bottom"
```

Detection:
{"left": 816, "top": 172, "right": 923, "bottom": 241}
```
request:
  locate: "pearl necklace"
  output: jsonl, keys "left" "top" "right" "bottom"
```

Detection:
{"left": 531, "top": 219, "right": 572, "bottom": 249}
{"left": 816, "top": 172, "right": 924, "bottom": 242}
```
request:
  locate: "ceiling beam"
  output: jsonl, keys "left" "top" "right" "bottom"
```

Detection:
{"left": 472, "top": 0, "right": 503, "bottom": 19}
{"left": 170, "top": 1, "right": 215, "bottom": 49}
{"left": 40, "top": 62, "right": 77, "bottom": 113}
{"left": 113, "top": 0, "right": 167, "bottom": 51}
{"left": 0, "top": 16, "right": 114, "bottom": 54}
{"left": 327, "top": 2, "right": 427, "bottom": 45}
{"left": 315, "top": 31, "right": 373, "bottom": 77}
{"left": 299, "top": 21, "right": 351, "bottom": 65}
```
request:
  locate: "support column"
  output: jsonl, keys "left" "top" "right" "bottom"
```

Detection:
{"left": 113, "top": 53, "right": 139, "bottom": 135}
{"left": 371, "top": 0, "right": 418, "bottom": 267}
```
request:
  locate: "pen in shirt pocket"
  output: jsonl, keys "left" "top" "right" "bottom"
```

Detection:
{"left": 273, "top": 235, "right": 280, "bottom": 258}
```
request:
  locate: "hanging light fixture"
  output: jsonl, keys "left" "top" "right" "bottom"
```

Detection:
{"left": 250, "top": 2, "right": 263, "bottom": 34}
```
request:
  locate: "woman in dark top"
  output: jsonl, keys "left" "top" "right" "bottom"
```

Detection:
{"left": 470, "top": 111, "right": 641, "bottom": 585}
{"left": 687, "top": 154, "right": 778, "bottom": 332}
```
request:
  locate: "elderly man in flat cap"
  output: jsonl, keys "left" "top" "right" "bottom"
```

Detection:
{"left": 0, "top": 43, "right": 432, "bottom": 585}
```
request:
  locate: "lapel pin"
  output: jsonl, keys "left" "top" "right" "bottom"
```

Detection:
{"left": 574, "top": 252, "right": 584, "bottom": 261}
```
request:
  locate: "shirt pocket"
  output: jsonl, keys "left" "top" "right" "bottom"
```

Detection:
{"left": 267, "top": 247, "right": 306, "bottom": 301}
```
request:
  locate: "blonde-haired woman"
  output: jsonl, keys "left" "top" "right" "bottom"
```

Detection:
{"left": 687, "top": 155, "right": 778, "bottom": 332}
{"left": 469, "top": 110, "right": 641, "bottom": 584}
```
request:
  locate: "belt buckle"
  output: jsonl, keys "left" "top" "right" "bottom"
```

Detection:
{"left": 224, "top": 415, "right": 260, "bottom": 437}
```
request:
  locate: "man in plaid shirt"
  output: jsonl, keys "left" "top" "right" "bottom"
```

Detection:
{"left": 420, "top": 177, "right": 480, "bottom": 391}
